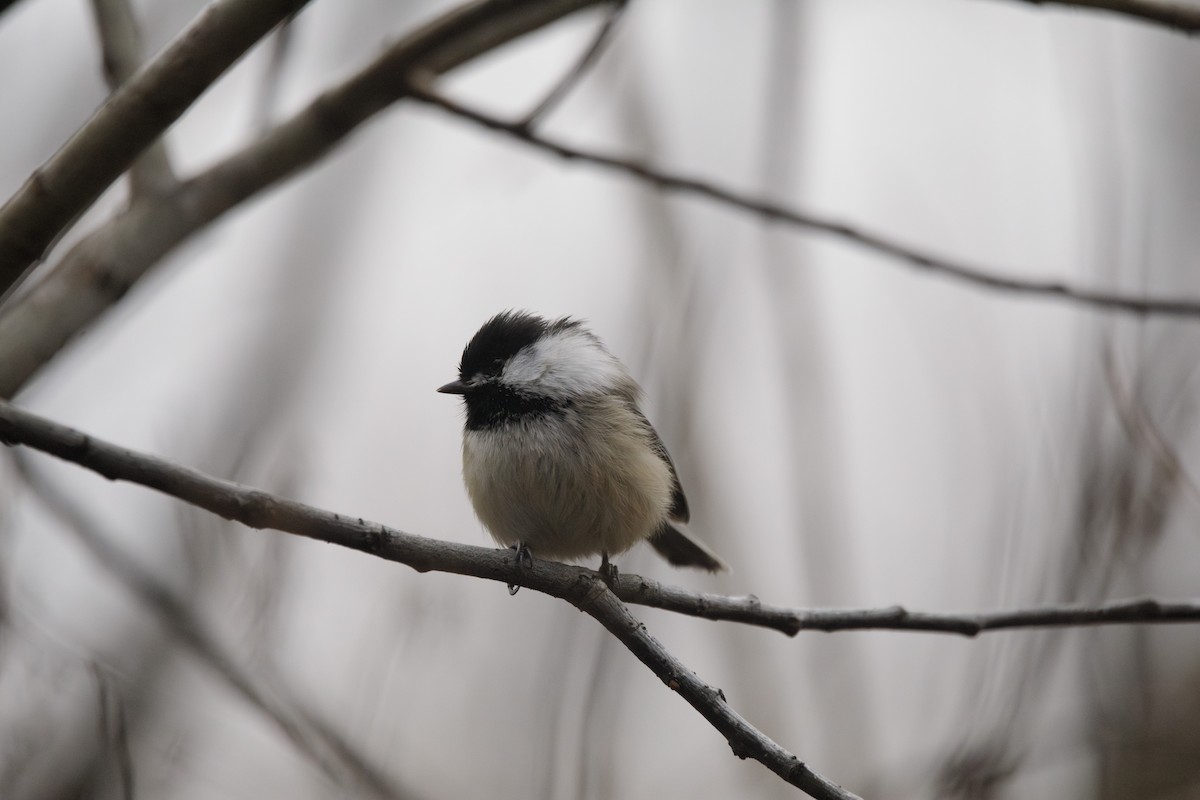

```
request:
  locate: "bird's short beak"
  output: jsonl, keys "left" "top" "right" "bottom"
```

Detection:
{"left": 437, "top": 380, "right": 467, "bottom": 395}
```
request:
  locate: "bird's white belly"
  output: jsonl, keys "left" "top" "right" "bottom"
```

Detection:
{"left": 461, "top": 411, "right": 672, "bottom": 562}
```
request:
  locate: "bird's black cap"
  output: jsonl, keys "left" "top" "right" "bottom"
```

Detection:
{"left": 440, "top": 311, "right": 583, "bottom": 430}
{"left": 456, "top": 311, "right": 549, "bottom": 382}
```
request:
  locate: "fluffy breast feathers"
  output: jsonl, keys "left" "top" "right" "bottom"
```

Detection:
{"left": 461, "top": 394, "right": 674, "bottom": 561}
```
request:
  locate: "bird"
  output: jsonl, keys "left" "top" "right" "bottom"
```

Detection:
{"left": 439, "top": 311, "right": 726, "bottom": 582}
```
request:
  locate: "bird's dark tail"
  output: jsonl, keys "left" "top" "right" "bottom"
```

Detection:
{"left": 649, "top": 523, "right": 728, "bottom": 573}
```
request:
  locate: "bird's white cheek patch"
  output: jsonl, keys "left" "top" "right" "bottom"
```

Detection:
{"left": 502, "top": 330, "right": 626, "bottom": 397}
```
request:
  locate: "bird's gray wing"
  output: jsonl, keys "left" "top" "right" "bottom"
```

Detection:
{"left": 630, "top": 405, "right": 689, "bottom": 523}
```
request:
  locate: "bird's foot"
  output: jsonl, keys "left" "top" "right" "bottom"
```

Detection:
{"left": 598, "top": 551, "right": 619, "bottom": 586}
{"left": 508, "top": 542, "right": 533, "bottom": 595}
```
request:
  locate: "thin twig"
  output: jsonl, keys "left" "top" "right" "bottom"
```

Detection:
{"left": 612, "top": 573, "right": 1200, "bottom": 636}
{"left": 995, "top": 0, "right": 1200, "bottom": 34}
{"left": 253, "top": 10, "right": 301, "bottom": 136}
{"left": 0, "top": 0, "right": 312, "bottom": 297}
{"left": 11, "top": 452, "right": 410, "bottom": 800}
{"left": 575, "top": 583, "right": 860, "bottom": 799}
{"left": 87, "top": 0, "right": 177, "bottom": 198}
{"left": 0, "top": 0, "right": 608, "bottom": 399}
{"left": 89, "top": 0, "right": 145, "bottom": 86}
{"left": 516, "top": 0, "right": 627, "bottom": 129}
{"left": 1102, "top": 342, "right": 1200, "bottom": 509}
{"left": 403, "top": 74, "right": 1200, "bottom": 319}
{"left": 0, "top": 400, "right": 857, "bottom": 799}
{"left": 90, "top": 663, "right": 136, "bottom": 800}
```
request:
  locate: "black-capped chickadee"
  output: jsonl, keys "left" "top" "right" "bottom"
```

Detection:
{"left": 439, "top": 311, "right": 727, "bottom": 577}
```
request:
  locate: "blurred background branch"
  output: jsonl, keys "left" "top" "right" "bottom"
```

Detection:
{"left": 997, "top": 0, "right": 1200, "bottom": 33}
{"left": 11, "top": 450, "right": 414, "bottom": 799}
{"left": 404, "top": 73, "right": 1200, "bottom": 319}
{"left": 0, "top": 0, "right": 312, "bottom": 297}
{"left": 87, "top": 0, "right": 178, "bottom": 197}
{"left": 0, "top": 0, "right": 613, "bottom": 399}
{"left": 516, "top": 0, "right": 628, "bottom": 129}
{"left": 3, "top": 0, "right": 1200, "bottom": 797}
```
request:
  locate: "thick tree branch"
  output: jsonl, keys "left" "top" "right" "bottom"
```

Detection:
{"left": 403, "top": 75, "right": 1200, "bottom": 319}
{"left": 0, "top": 0, "right": 312, "bottom": 297}
{"left": 0, "top": 400, "right": 858, "bottom": 799}
{"left": 2, "top": 0, "right": 1198, "bottom": 390}
{"left": 253, "top": 12, "right": 301, "bottom": 135}
{"left": 0, "top": 0, "right": 611, "bottom": 398}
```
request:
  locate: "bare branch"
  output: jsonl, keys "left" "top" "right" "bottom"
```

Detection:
{"left": 516, "top": 0, "right": 628, "bottom": 129}
{"left": 0, "top": 0, "right": 313, "bottom": 297}
{"left": 0, "top": 401, "right": 857, "bottom": 799}
{"left": 612, "top": 574, "right": 1200, "bottom": 635}
{"left": 88, "top": 0, "right": 177, "bottom": 197}
{"left": 574, "top": 582, "right": 861, "bottom": 799}
{"left": 402, "top": 75, "right": 1200, "bottom": 319}
{"left": 252, "top": 11, "right": 301, "bottom": 135}
{"left": 90, "top": 664, "right": 135, "bottom": 800}
{"left": 4, "top": 397, "right": 1200, "bottom": 641}
{"left": 993, "top": 0, "right": 1200, "bottom": 34}
{"left": 0, "top": 0, "right": 611, "bottom": 399}
{"left": 1102, "top": 342, "right": 1200, "bottom": 510}
{"left": 6, "top": 405, "right": 1200, "bottom": 792}
{"left": 1, "top": 0, "right": 1196, "bottom": 309}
